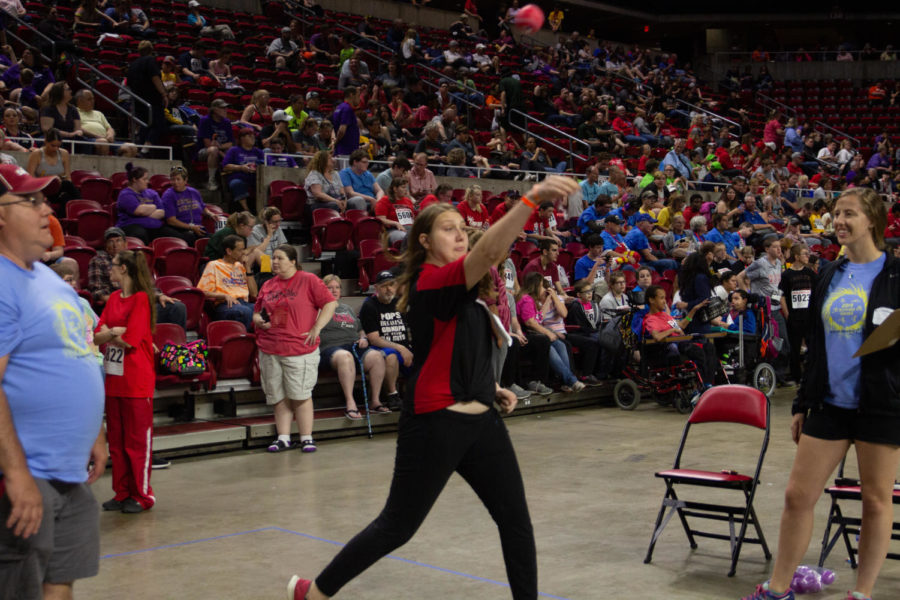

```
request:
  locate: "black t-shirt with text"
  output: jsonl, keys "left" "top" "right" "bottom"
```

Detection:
{"left": 779, "top": 266, "right": 816, "bottom": 320}
{"left": 359, "top": 296, "right": 409, "bottom": 347}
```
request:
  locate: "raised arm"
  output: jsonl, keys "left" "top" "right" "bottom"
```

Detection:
{"left": 464, "top": 176, "right": 578, "bottom": 289}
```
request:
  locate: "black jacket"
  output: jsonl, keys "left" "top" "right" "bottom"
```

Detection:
{"left": 565, "top": 299, "right": 602, "bottom": 334}
{"left": 793, "top": 254, "right": 900, "bottom": 417}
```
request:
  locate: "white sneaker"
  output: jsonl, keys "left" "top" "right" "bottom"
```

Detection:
{"left": 572, "top": 381, "right": 586, "bottom": 392}
{"left": 207, "top": 180, "right": 219, "bottom": 191}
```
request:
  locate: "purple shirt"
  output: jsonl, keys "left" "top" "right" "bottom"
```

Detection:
{"left": 116, "top": 187, "right": 164, "bottom": 229}
{"left": 866, "top": 152, "right": 891, "bottom": 170}
{"left": 161, "top": 186, "right": 205, "bottom": 225}
{"left": 331, "top": 101, "right": 359, "bottom": 156}
{"left": 223, "top": 145, "right": 264, "bottom": 185}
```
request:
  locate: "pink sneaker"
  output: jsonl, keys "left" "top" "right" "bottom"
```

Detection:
{"left": 286, "top": 576, "right": 312, "bottom": 600}
{"left": 846, "top": 593, "right": 872, "bottom": 600}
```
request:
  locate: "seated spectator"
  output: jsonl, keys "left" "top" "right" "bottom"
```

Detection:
{"left": 304, "top": 150, "right": 366, "bottom": 213}
{"left": 374, "top": 155, "right": 411, "bottom": 191}
{"left": 339, "top": 149, "right": 384, "bottom": 210}
{"left": 655, "top": 194, "right": 684, "bottom": 233}
{"left": 455, "top": 184, "right": 488, "bottom": 229}
{"left": 313, "top": 119, "right": 334, "bottom": 151}
{"left": 598, "top": 271, "right": 631, "bottom": 321}
{"left": 295, "top": 118, "right": 319, "bottom": 153}
{"left": 25, "top": 128, "right": 77, "bottom": 207}
{"left": 198, "top": 234, "right": 258, "bottom": 328}
{"left": 624, "top": 214, "right": 678, "bottom": 273}
{"left": 222, "top": 128, "right": 264, "bottom": 212}
{"left": 519, "top": 136, "right": 567, "bottom": 175}
{"left": 577, "top": 192, "right": 612, "bottom": 237}
{"left": 106, "top": 0, "right": 156, "bottom": 39}
{"left": 116, "top": 163, "right": 191, "bottom": 244}
{"left": 240, "top": 89, "right": 273, "bottom": 135}
{"left": 160, "top": 165, "right": 213, "bottom": 245}
{"left": 208, "top": 50, "right": 239, "bottom": 89}
{"left": 358, "top": 270, "right": 411, "bottom": 410}
{"left": 612, "top": 105, "right": 654, "bottom": 146}
{"left": 268, "top": 27, "right": 300, "bottom": 70}
{"left": 177, "top": 41, "right": 210, "bottom": 82}
{"left": 414, "top": 121, "right": 445, "bottom": 162}
{"left": 75, "top": 90, "right": 116, "bottom": 156}
{"left": 524, "top": 200, "right": 570, "bottom": 245}
{"left": 662, "top": 214, "right": 696, "bottom": 259}
{"left": 522, "top": 238, "right": 569, "bottom": 296}
{"left": 264, "top": 136, "right": 299, "bottom": 167}
{"left": 704, "top": 212, "right": 741, "bottom": 259}
{"left": 713, "top": 269, "right": 739, "bottom": 301}
{"left": 197, "top": 98, "right": 234, "bottom": 190}
{"left": 2, "top": 107, "right": 36, "bottom": 150}
{"left": 338, "top": 54, "right": 371, "bottom": 90}
{"left": 163, "top": 86, "right": 198, "bottom": 156}
{"left": 407, "top": 152, "right": 437, "bottom": 204}
{"left": 247, "top": 206, "right": 287, "bottom": 287}
{"left": 573, "top": 234, "right": 611, "bottom": 301}
{"left": 374, "top": 178, "right": 416, "bottom": 244}
{"left": 419, "top": 183, "right": 454, "bottom": 210}
{"left": 516, "top": 272, "right": 584, "bottom": 392}
{"left": 713, "top": 288, "right": 756, "bottom": 333}
{"left": 187, "top": 0, "right": 235, "bottom": 40}
{"left": 74, "top": 0, "right": 119, "bottom": 33}
{"left": 88, "top": 226, "right": 187, "bottom": 326}
{"left": 205, "top": 211, "right": 254, "bottom": 260}
{"left": 39, "top": 82, "right": 83, "bottom": 141}
{"left": 261, "top": 110, "right": 296, "bottom": 154}
{"left": 642, "top": 284, "right": 716, "bottom": 386}
{"left": 320, "top": 274, "right": 391, "bottom": 419}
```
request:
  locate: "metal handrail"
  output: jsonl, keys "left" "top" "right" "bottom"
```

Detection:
{"left": 507, "top": 109, "right": 591, "bottom": 168}
{"left": 675, "top": 99, "right": 743, "bottom": 138}
{"left": 713, "top": 49, "right": 894, "bottom": 62}
{"left": 8, "top": 13, "right": 56, "bottom": 58}
{"left": 813, "top": 120, "right": 859, "bottom": 146}
{"left": 74, "top": 60, "right": 152, "bottom": 142}
{"left": 755, "top": 92, "right": 797, "bottom": 117}
{"left": 5, "top": 135, "right": 173, "bottom": 159}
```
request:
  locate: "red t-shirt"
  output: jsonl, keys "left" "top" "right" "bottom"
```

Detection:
{"left": 457, "top": 201, "right": 489, "bottom": 230}
{"left": 374, "top": 196, "right": 416, "bottom": 227}
{"left": 523, "top": 256, "right": 560, "bottom": 284}
{"left": 490, "top": 201, "right": 509, "bottom": 224}
{"left": 253, "top": 271, "right": 335, "bottom": 356}
{"left": 97, "top": 290, "right": 155, "bottom": 398}
{"left": 524, "top": 210, "right": 553, "bottom": 236}
{"left": 642, "top": 311, "right": 680, "bottom": 337}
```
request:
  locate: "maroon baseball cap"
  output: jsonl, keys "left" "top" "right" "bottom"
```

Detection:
{"left": 0, "top": 165, "right": 59, "bottom": 196}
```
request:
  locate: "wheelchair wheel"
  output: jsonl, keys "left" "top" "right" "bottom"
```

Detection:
{"left": 752, "top": 362, "right": 777, "bottom": 397}
{"left": 614, "top": 379, "right": 641, "bottom": 410}
{"left": 675, "top": 390, "right": 694, "bottom": 414}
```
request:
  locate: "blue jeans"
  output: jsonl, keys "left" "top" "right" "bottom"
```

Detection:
{"left": 213, "top": 299, "right": 254, "bottom": 330}
{"left": 548, "top": 339, "right": 577, "bottom": 386}
{"left": 623, "top": 134, "right": 657, "bottom": 146}
{"left": 227, "top": 177, "right": 251, "bottom": 201}
{"left": 642, "top": 258, "right": 679, "bottom": 274}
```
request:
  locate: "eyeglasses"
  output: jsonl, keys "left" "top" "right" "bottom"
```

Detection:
{"left": 0, "top": 194, "right": 45, "bottom": 208}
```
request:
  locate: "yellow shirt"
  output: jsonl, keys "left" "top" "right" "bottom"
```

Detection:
{"left": 198, "top": 259, "right": 250, "bottom": 303}
{"left": 77, "top": 108, "right": 111, "bottom": 139}
{"left": 656, "top": 206, "right": 681, "bottom": 230}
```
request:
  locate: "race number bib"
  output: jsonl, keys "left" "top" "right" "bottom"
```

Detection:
{"left": 791, "top": 289, "right": 810, "bottom": 310}
{"left": 504, "top": 268, "right": 515, "bottom": 290}
{"left": 395, "top": 207, "right": 414, "bottom": 227}
{"left": 548, "top": 213, "right": 557, "bottom": 229}
{"left": 104, "top": 346, "right": 124, "bottom": 376}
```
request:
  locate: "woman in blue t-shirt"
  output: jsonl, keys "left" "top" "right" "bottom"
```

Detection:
{"left": 742, "top": 188, "right": 900, "bottom": 600}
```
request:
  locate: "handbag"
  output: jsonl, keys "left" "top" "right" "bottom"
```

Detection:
{"left": 159, "top": 340, "right": 208, "bottom": 375}
{"left": 698, "top": 296, "right": 728, "bottom": 323}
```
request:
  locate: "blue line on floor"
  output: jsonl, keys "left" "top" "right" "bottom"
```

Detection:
{"left": 271, "top": 526, "right": 573, "bottom": 600}
{"left": 100, "top": 526, "right": 276, "bottom": 559}
{"left": 102, "top": 525, "right": 573, "bottom": 600}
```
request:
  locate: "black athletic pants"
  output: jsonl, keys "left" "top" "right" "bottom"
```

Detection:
{"left": 567, "top": 332, "right": 601, "bottom": 376}
{"left": 786, "top": 317, "right": 809, "bottom": 384}
{"left": 315, "top": 408, "right": 537, "bottom": 599}
{"left": 501, "top": 334, "right": 551, "bottom": 387}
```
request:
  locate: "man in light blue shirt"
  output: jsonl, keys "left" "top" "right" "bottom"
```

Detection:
{"left": 661, "top": 138, "right": 693, "bottom": 179}
{"left": 339, "top": 148, "right": 385, "bottom": 210}
{"left": 704, "top": 213, "right": 741, "bottom": 258}
{"left": 576, "top": 194, "right": 612, "bottom": 236}
{"left": 0, "top": 165, "right": 107, "bottom": 598}
{"left": 624, "top": 214, "right": 678, "bottom": 273}
{"left": 580, "top": 165, "right": 603, "bottom": 206}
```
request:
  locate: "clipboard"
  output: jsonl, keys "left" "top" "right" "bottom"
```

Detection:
{"left": 853, "top": 308, "right": 900, "bottom": 358}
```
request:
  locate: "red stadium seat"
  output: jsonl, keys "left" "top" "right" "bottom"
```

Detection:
{"left": 76, "top": 210, "right": 112, "bottom": 249}
{"left": 64, "top": 246, "right": 96, "bottom": 290}
{"left": 206, "top": 321, "right": 259, "bottom": 381}
{"left": 78, "top": 178, "right": 114, "bottom": 205}
{"left": 154, "top": 246, "right": 200, "bottom": 281}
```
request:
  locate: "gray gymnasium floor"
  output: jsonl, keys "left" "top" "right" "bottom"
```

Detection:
{"left": 81, "top": 389, "right": 900, "bottom": 600}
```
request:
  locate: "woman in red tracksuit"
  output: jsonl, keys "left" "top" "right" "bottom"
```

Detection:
{"left": 95, "top": 250, "right": 157, "bottom": 514}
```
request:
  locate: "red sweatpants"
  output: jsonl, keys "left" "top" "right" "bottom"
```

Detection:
{"left": 105, "top": 396, "right": 155, "bottom": 509}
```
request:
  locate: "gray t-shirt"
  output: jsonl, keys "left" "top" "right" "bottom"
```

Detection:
{"left": 247, "top": 223, "right": 288, "bottom": 257}
{"left": 744, "top": 256, "right": 783, "bottom": 298}
{"left": 375, "top": 169, "right": 393, "bottom": 192}
{"left": 320, "top": 302, "right": 363, "bottom": 349}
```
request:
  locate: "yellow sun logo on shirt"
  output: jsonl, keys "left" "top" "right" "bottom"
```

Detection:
{"left": 51, "top": 300, "right": 91, "bottom": 358}
{"left": 822, "top": 285, "right": 868, "bottom": 334}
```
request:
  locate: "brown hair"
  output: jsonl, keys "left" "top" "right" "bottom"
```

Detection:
{"left": 395, "top": 203, "right": 459, "bottom": 312}
{"left": 116, "top": 250, "right": 157, "bottom": 330}
{"left": 836, "top": 187, "right": 887, "bottom": 250}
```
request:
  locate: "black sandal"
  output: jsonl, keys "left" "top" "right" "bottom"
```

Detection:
{"left": 344, "top": 409, "right": 364, "bottom": 420}
{"left": 370, "top": 404, "right": 392, "bottom": 414}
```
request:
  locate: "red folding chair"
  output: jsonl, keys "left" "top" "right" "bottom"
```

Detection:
{"left": 644, "top": 385, "right": 771, "bottom": 577}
